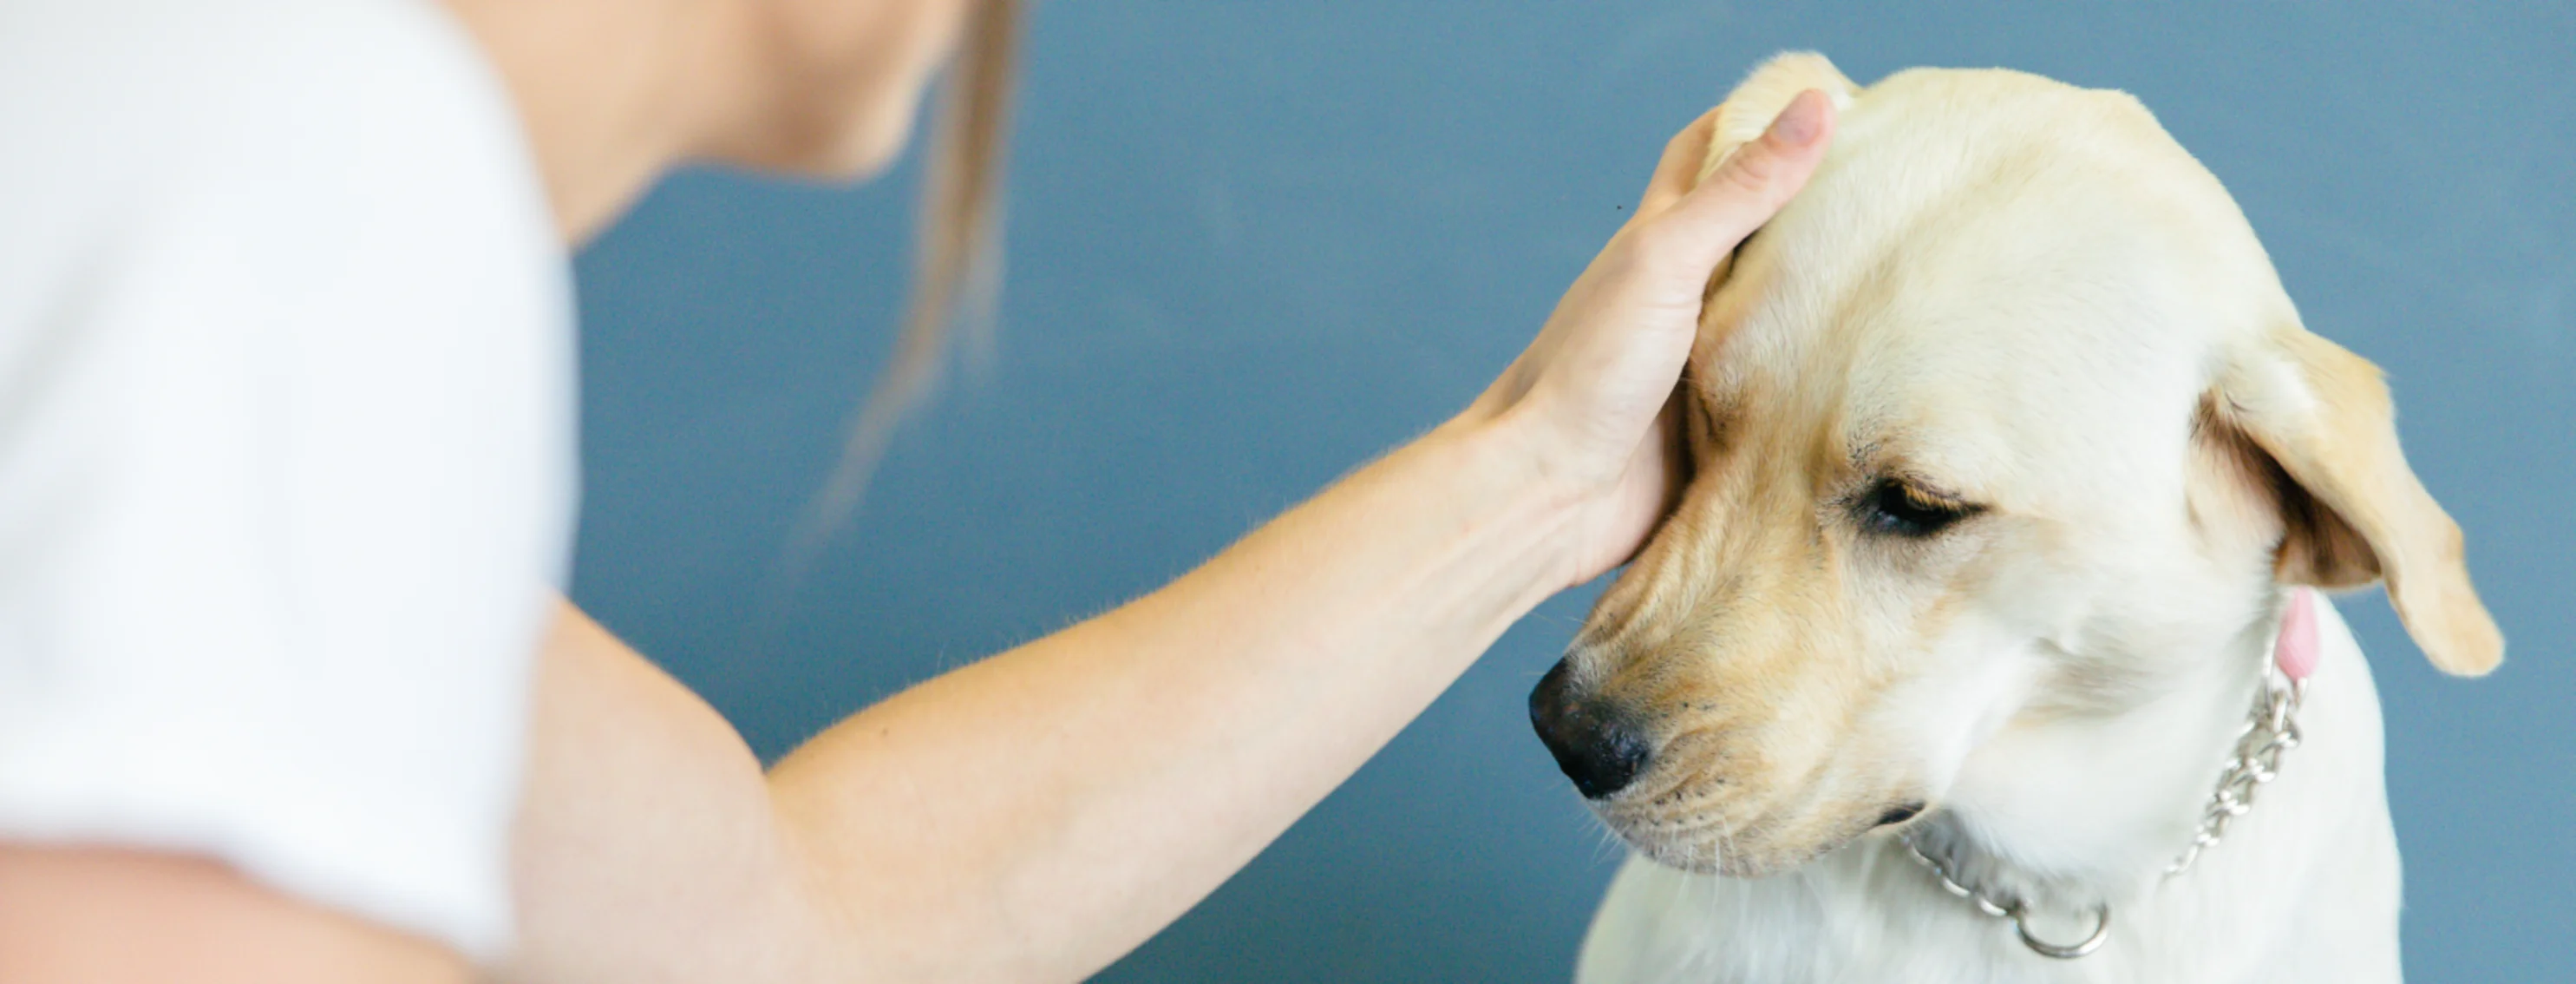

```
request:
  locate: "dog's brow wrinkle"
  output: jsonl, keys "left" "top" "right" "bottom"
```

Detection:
{"left": 1845, "top": 440, "right": 1880, "bottom": 472}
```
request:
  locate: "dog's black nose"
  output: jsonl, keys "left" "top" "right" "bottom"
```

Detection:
{"left": 1529, "top": 657, "right": 1651, "bottom": 799}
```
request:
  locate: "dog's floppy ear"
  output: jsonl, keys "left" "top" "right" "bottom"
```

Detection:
{"left": 2208, "top": 325, "right": 2502, "bottom": 676}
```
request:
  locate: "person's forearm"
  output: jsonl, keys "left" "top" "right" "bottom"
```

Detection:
{"left": 768, "top": 416, "right": 1578, "bottom": 981}
{"left": 0, "top": 844, "right": 470, "bottom": 984}
{"left": 503, "top": 97, "right": 1828, "bottom": 984}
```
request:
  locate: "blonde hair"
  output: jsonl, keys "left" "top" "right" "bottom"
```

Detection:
{"left": 797, "top": 0, "right": 1023, "bottom": 548}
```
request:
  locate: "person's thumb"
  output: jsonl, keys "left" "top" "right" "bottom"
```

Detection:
{"left": 1633, "top": 89, "right": 1836, "bottom": 276}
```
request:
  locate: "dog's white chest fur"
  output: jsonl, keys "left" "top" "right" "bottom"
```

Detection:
{"left": 1573, "top": 597, "right": 2402, "bottom": 984}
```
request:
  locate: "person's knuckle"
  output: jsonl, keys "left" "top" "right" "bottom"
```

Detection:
{"left": 1623, "top": 219, "right": 1699, "bottom": 265}
{"left": 1660, "top": 126, "right": 1702, "bottom": 159}
{"left": 1711, "top": 144, "right": 1786, "bottom": 196}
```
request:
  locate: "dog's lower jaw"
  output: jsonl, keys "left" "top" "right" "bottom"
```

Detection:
{"left": 1625, "top": 832, "right": 1841, "bottom": 881}
{"left": 1573, "top": 597, "right": 2404, "bottom": 984}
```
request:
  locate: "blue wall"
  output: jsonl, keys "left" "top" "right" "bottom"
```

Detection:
{"left": 569, "top": 2, "right": 2573, "bottom": 979}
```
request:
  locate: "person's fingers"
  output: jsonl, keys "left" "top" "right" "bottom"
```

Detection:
{"left": 1491, "top": 92, "right": 1834, "bottom": 430}
{"left": 1634, "top": 107, "right": 1726, "bottom": 217}
{"left": 1630, "top": 89, "right": 1835, "bottom": 276}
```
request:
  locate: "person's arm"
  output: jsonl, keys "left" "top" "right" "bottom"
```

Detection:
{"left": 0, "top": 845, "right": 469, "bottom": 984}
{"left": 500, "top": 91, "right": 1834, "bottom": 984}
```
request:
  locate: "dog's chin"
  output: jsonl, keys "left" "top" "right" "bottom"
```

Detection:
{"left": 1605, "top": 811, "right": 1882, "bottom": 878}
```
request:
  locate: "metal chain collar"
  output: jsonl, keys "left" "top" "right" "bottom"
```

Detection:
{"left": 1898, "top": 670, "right": 2305, "bottom": 960}
{"left": 2167, "top": 676, "right": 2305, "bottom": 876}
{"left": 1898, "top": 829, "right": 2113, "bottom": 958}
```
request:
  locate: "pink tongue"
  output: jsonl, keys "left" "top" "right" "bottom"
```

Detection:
{"left": 2274, "top": 589, "right": 2321, "bottom": 683}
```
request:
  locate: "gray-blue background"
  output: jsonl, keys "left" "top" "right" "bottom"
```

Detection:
{"left": 569, "top": 3, "right": 2573, "bottom": 980}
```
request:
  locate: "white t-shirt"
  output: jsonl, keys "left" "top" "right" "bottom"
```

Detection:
{"left": 0, "top": 0, "right": 572, "bottom": 961}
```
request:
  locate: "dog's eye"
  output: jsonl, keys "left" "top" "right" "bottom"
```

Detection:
{"left": 1858, "top": 479, "right": 1979, "bottom": 538}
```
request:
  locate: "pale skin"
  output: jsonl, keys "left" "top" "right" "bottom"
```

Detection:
{"left": 0, "top": 0, "right": 1835, "bottom": 981}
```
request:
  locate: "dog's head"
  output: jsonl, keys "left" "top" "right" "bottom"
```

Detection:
{"left": 1531, "top": 54, "right": 2501, "bottom": 876}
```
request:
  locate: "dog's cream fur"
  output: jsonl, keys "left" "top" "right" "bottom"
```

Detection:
{"left": 1563, "top": 55, "right": 2500, "bottom": 982}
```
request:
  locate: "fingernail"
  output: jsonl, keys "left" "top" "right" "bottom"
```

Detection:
{"left": 1769, "top": 89, "right": 1827, "bottom": 148}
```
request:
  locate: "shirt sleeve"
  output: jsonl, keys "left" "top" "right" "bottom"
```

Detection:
{"left": 0, "top": 0, "right": 576, "bottom": 960}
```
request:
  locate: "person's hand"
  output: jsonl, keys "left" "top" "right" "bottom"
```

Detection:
{"left": 1466, "top": 89, "right": 1835, "bottom": 587}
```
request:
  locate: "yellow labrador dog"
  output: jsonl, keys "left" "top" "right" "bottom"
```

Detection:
{"left": 1532, "top": 54, "right": 2501, "bottom": 982}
